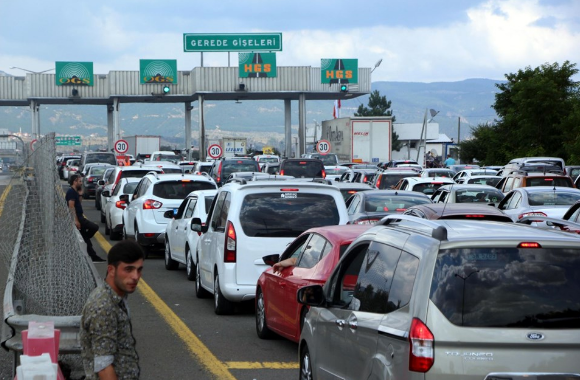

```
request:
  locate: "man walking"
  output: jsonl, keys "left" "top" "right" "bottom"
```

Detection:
{"left": 444, "top": 154, "right": 456, "bottom": 167}
{"left": 66, "top": 173, "right": 105, "bottom": 262}
{"left": 80, "top": 240, "right": 144, "bottom": 380}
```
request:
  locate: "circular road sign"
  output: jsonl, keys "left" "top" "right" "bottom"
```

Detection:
{"left": 30, "top": 139, "right": 38, "bottom": 151}
{"left": 208, "top": 144, "right": 223, "bottom": 159}
{"left": 316, "top": 139, "right": 331, "bottom": 155}
{"left": 114, "top": 139, "right": 129, "bottom": 154}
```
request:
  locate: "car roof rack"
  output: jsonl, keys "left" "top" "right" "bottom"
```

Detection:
{"left": 376, "top": 214, "right": 448, "bottom": 241}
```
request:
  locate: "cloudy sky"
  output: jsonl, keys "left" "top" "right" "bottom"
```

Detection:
{"left": 1, "top": 0, "right": 579, "bottom": 82}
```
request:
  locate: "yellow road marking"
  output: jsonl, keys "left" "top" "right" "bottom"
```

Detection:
{"left": 97, "top": 238, "right": 301, "bottom": 377}
{"left": 0, "top": 183, "right": 11, "bottom": 215}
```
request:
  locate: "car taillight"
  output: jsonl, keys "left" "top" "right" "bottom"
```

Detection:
{"left": 70, "top": 168, "right": 77, "bottom": 171}
{"left": 409, "top": 318, "right": 434, "bottom": 372}
{"left": 518, "top": 211, "right": 547, "bottom": 220}
{"left": 224, "top": 221, "right": 236, "bottom": 262}
{"left": 280, "top": 169, "right": 285, "bottom": 175}
{"left": 115, "top": 201, "right": 127, "bottom": 210}
{"left": 518, "top": 242, "right": 542, "bottom": 248}
{"left": 465, "top": 214, "right": 485, "bottom": 218}
{"left": 143, "top": 199, "right": 163, "bottom": 209}
{"left": 321, "top": 169, "right": 326, "bottom": 178}
{"left": 376, "top": 176, "right": 382, "bottom": 188}
{"left": 87, "top": 176, "right": 96, "bottom": 183}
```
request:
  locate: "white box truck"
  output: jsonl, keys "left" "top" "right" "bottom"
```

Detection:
{"left": 320, "top": 117, "right": 392, "bottom": 164}
{"left": 123, "top": 135, "right": 160, "bottom": 158}
{"left": 220, "top": 137, "right": 247, "bottom": 157}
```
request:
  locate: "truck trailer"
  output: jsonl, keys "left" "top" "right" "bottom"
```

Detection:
{"left": 123, "top": 135, "right": 161, "bottom": 158}
{"left": 220, "top": 137, "right": 247, "bottom": 157}
{"left": 320, "top": 117, "right": 392, "bottom": 163}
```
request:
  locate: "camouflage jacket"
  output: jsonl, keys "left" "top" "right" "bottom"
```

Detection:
{"left": 80, "top": 282, "right": 140, "bottom": 379}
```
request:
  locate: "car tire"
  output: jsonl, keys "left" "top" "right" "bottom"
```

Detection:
{"left": 186, "top": 248, "right": 195, "bottom": 281}
{"left": 82, "top": 189, "right": 89, "bottom": 199}
{"left": 134, "top": 224, "right": 149, "bottom": 259}
{"left": 100, "top": 210, "right": 106, "bottom": 223}
{"left": 195, "top": 259, "right": 209, "bottom": 298}
{"left": 255, "top": 288, "right": 274, "bottom": 339}
{"left": 164, "top": 238, "right": 179, "bottom": 270}
{"left": 104, "top": 220, "right": 110, "bottom": 235}
{"left": 300, "top": 345, "right": 313, "bottom": 380}
{"left": 214, "top": 274, "right": 234, "bottom": 315}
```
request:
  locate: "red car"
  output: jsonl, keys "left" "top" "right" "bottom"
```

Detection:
{"left": 255, "top": 224, "right": 372, "bottom": 343}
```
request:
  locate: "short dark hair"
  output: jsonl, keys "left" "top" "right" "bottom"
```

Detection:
{"left": 69, "top": 173, "right": 81, "bottom": 186}
{"left": 107, "top": 240, "right": 145, "bottom": 267}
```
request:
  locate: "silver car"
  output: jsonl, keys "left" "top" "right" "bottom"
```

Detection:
{"left": 298, "top": 215, "right": 580, "bottom": 380}
{"left": 498, "top": 186, "right": 580, "bottom": 223}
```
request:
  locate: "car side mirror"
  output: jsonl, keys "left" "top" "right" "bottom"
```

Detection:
{"left": 191, "top": 217, "right": 207, "bottom": 233}
{"left": 119, "top": 194, "right": 130, "bottom": 204}
{"left": 97, "top": 180, "right": 105, "bottom": 186}
{"left": 102, "top": 190, "right": 111, "bottom": 197}
{"left": 262, "top": 254, "right": 280, "bottom": 266}
{"left": 163, "top": 210, "right": 175, "bottom": 219}
{"left": 297, "top": 285, "right": 326, "bottom": 307}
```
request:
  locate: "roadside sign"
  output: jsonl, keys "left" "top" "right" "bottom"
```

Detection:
{"left": 320, "top": 59, "right": 358, "bottom": 84}
{"left": 30, "top": 139, "right": 38, "bottom": 151}
{"left": 55, "top": 136, "right": 81, "bottom": 146}
{"left": 316, "top": 140, "right": 331, "bottom": 155}
{"left": 208, "top": 144, "right": 222, "bottom": 159}
{"left": 183, "top": 33, "right": 283, "bottom": 52}
{"left": 114, "top": 139, "right": 129, "bottom": 154}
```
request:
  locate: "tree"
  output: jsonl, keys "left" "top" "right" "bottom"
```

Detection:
{"left": 354, "top": 90, "right": 403, "bottom": 151}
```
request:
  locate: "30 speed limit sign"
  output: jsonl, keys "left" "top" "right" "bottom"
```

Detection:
{"left": 208, "top": 144, "right": 223, "bottom": 159}
{"left": 114, "top": 139, "right": 129, "bottom": 154}
{"left": 316, "top": 139, "right": 331, "bottom": 155}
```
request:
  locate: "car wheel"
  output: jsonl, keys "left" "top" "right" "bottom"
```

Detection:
{"left": 164, "top": 238, "right": 179, "bottom": 270}
{"left": 195, "top": 259, "right": 209, "bottom": 298}
{"left": 134, "top": 224, "right": 149, "bottom": 259}
{"left": 100, "top": 210, "right": 106, "bottom": 223}
{"left": 255, "top": 288, "right": 274, "bottom": 339}
{"left": 104, "top": 220, "right": 110, "bottom": 235}
{"left": 186, "top": 248, "right": 195, "bottom": 281}
{"left": 300, "top": 345, "right": 313, "bottom": 380}
{"left": 214, "top": 274, "right": 234, "bottom": 315}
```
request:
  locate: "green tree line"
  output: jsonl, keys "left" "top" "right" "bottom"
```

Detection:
{"left": 459, "top": 61, "right": 580, "bottom": 165}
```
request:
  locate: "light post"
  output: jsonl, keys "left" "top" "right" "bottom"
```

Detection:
{"left": 454, "top": 270, "right": 479, "bottom": 326}
{"left": 416, "top": 109, "right": 439, "bottom": 165}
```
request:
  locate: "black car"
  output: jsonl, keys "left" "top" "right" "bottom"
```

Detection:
{"left": 279, "top": 158, "right": 325, "bottom": 179}
{"left": 209, "top": 157, "right": 260, "bottom": 186}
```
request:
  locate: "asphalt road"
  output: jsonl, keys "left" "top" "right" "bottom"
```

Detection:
{"left": 0, "top": 174, "right": 300, "bottom": 380}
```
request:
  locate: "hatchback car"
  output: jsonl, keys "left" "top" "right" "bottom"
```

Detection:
{"left": 496, "top": 171, "right": 574, "bottom": 193}
{"left": 81, "top": 164, "right": 114, "bottom": 199}
{"left": 419, "top": 168, "right": 455, "bottom": 178}
{"left": 163, "top": 189, "right": 217, "bottom": 280}
{"left": 298, "top": 215, "right": 580, "bottom": 380}
{"left": 345, "top": 189, "right": 432, "bottom": 224}
{"left": 393, "top": 177, "right": 455, "bottom": 195}
{"left": 256, "top": 224, "right": 372, "bottom": 343}
{"left": 456, "top": 174, "right": 502, "bottom": 187}
{"left": 191, "top": 180, "right": 348, "bottom": 315}
{"left": 498, "top": 186, "right": 580, "bottom": 223}
{"left": 123, "top": 173, "right": 217, "bottom": 253}
{"left": 103, "top": 178, "right": 140, "bottom": 240}
{"left": 370, "top": 169, "right": 421, "bottom": 190}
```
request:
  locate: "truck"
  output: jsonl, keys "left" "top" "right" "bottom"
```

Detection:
{"left": 123, "top": 135, "right": 161, "bottom": 159}
{"left": 220, "top": 137, "right": 247, "bottom": 158}
{"left": 320, "top": 117, "right": 392, "bottom": 164}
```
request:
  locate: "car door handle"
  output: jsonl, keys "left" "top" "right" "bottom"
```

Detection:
{"left": 348, "top": 320, "right": 358, "bottom": 330}
{"left": 336, "top": 319, "right": 346, "bottom": 328}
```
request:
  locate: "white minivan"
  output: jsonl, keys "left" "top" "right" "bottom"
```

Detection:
{"left": 191, "top": 179, "right": 349, "bottom": 314}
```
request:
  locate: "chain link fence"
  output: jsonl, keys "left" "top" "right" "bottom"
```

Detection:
{"left": 1, "top": 133, "right": 100, "bottom": 379}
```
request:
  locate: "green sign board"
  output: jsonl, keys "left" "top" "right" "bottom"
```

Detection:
{"left": 55, "top": 136, "right": 81, "bottom": 146}
{"left": 321, "top": 59, "right": 358, "bottom": 84}
{"left": 239, "top": 53, "right": 277, "bottom": 78}
{"left": 140, "top": 59, "right": 178, "bottom": 84}
{"left": 55, "top": 62, "right": 93, "bottom": 86}
{"left": 183, "top": 33, "right": 282, "bottom": 52}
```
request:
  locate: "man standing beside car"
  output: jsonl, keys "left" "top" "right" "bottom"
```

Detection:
{"left": 66, "top": 173, "right": 105, "bottom": 262}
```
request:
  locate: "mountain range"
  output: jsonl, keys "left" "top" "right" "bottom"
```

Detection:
{"left": 0, "top": 72, "right": 503, "bottom": 147}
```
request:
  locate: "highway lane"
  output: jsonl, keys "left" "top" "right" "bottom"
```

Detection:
{"left": 0, "top": 174, "right": 300, "bottom": 380}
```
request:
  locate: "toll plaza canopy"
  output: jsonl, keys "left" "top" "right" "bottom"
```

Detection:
{"left": 0, "top": 66, "right": 371, "bottom": 158}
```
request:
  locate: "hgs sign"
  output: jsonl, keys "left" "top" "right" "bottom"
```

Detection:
{"left": 320, "top": 59, "right": 358, "bottom": 84}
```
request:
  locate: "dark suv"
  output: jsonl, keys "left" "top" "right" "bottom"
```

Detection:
{"left": 209, "top": 157, "right": 260, "bottom": 187}
{"left": 279, "top": 158, "right": 325, "bottom": 179}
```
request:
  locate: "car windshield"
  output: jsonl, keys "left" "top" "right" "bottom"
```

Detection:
{"left": 430, "top": 247, "right": 580, "bottom": 328}
{"left": 310, "top": 155, "right": 338, "bottom": 165}
{"left": 153, "top": 181, "right": 215, "bottom": 199}
{"left": 527, "top": 191, "right": 580, "bottom": 206}
{"left": 455, "top": 189, "right": 505, "bottom": 203}
{"left": 239, "top": 193, "right": 340, "bottom": 237}
{"left": 526, "top": 177, "right": 572, "bottom": 187}
{"left": 89, "top": 166, "right": 109, "bottom": 176}
{"left": 468, "top": 177, "right": 501, "bottom": 186}
{"left": 364, "top": 195, "right": 430, "bottom": 212}
{"left": 86, "top": 154, "right": 117, "bottom": 165}
{"left": 412, "top": 182, "right": 448, "bottom": 195}
{"left": 222, "top": 161, "right": 259, "bottom": 178}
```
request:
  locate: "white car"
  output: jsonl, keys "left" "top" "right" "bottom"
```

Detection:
{"left": 103, "top": 177, "right": 141, "bottom": 240}
{"left": 324, "top": 165, "right": 349, "bottom": 181}
{"left": 139, "top": 161, "right": 183, "bottom": 174}
{"left": 163, "top": 189, "right": 218, "bottom": 280}
{"left": 191, "top": 180, "right": 349, "bottom": 315}
{"left": 253, "top": 154, "right": 280, "bottom": 170}
{"left": 122, "top": 173, "right": 217, "bottom": 254}
{"left": 63, "top": 158, "right": 80, "bottom": 180}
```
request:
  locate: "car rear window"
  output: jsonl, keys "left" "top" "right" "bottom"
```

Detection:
{"left": 222, "top": 161, "right": 260, "bottom": 178}
{"left": 153, "top": 181, "right": 216, "bottom": 199}
{"left": 364, "top": 195, "right": 430, "bottom": 212}
{"left": 282, "top": 161, "right": 324, "bottom": 178}
{"left": 377, "top": 174, "right": 414, "bottom": 189}
{"left": 526, "top": 177, "right": 573, "bottom": 187}
{"left": 85, "top": 153, "right": 117, "bottom": 166}
{"left": 89, "top": 166, "right": 109, "bottom": 176}
{"left": 527, "top": 191, "right": 580, "bottom": 206}
{"left": 412, "top": 182, "right": 447, "bottom": 195}
{"left": 467, "top": 177, "right": 501, "bottom": 186}
{"left": 239, "top": 193, "right": 340, "bottom": 237}
{"left": 120, "top": 170, "right": 158, "bottom": 179}
{"left": 430, "top": 247, "right": 580, "bottom": 328}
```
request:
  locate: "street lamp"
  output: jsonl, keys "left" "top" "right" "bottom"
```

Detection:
{"left": 416, "top": 108, "right": 439, "bottom": 164}
{"left": 10, "top": 67, "right": 54, "bottom": 74}
{"left": 370, "top": 59, "right": 383, "bottom": 74}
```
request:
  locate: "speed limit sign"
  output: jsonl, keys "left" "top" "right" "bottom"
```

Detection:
{"left": 316, "top": 139, "right": 331, "bottom": 155}
{"left": 208, "top": 144, "right": 223, "bottom": 159}
{"left": 114, "top": 139, "right": 129, "bottom": 154}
